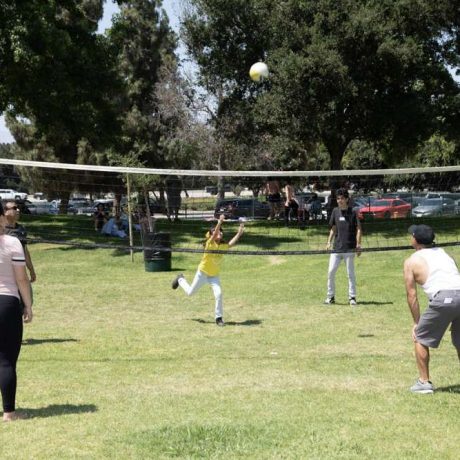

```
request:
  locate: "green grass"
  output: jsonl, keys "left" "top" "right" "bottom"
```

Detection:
{"left": 2, "top": 216, "right": 460, "bottom": 458}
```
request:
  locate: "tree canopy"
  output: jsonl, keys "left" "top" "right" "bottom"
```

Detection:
{"left": 182, "top": 0, "right": 460, "bottom": 169}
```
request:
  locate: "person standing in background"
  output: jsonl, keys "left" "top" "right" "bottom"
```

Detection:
{"left": 265, "top": 178, "right": 282, "bottom": 220}
{"left": 325, "top": 189, "right": 362, "bottom": 306}
{"left": 284, "top": 179, "right": 299, "bottom": 226}
{"left": 165, "top": 175, "right": 188, "bottom": 222}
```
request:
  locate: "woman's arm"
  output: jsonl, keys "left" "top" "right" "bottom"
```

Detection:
{"left": 13, "top": 265, "right": 33, "bottom": 323}
{"left": 210, "top": 214, "right": 225, "bottom": 242}
{"left": 229, "top": 223, "right": 244, "bottom": 247}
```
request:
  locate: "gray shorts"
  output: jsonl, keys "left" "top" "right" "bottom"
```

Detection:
{"left": 416, "top": 290, "right": 460, "bottom": 348}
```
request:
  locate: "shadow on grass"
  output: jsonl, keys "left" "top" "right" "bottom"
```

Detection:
{"left": 357, "top": 334, "right": 375, "bottom": 338}
{"left": 436, "top": 384, "right": 460, "bottom": 394}
{"left": 355, "top": 300, "right": 393, "bottom": 306}
{"left": 22, "top": 338, "right": 79, "bottom": 346}
{"left": 22, "top": 403, "right": 97, "bottom": 419}
{"left": 191, "top": 318, "right": 262, "bottom": 326}
{"left": 323, "top": 301, "right": 392, "bottom": 307}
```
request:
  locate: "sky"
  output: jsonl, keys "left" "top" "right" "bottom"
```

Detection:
{"left": 0, "top": 0, "right": 182, "bottom": 143}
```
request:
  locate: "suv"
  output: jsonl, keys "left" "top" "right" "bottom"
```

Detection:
{"left": 0, "top": 189, "right": 28, "bottom": 201}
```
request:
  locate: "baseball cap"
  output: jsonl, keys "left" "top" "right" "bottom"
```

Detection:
{"left": 408, "top": 224, "right": 435, "bottom": 245}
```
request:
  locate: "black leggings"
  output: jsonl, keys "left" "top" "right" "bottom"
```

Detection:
{"left": 285, "top": 200, "right": 299, "bottom": 223}
{"left": 0, "top": 295, "right": 23, "bottom": 413}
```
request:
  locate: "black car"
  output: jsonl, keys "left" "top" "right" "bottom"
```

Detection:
{"left": 214, "top": 198, "right": 270, "bottom": 219}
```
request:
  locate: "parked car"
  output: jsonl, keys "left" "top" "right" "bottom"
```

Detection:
{"left": 412, "top": 197, "right": 456, "bottom": 217}
{"left": 24, "top": 200, "right": 53, "bottom": 215}
{"left": 214, "top": 198, "right": 270, "bottom": 219}
{"left": 205, "top": 184, "right": 232, "bottom": 195}
{"left": 0, "top": 189, "right": 28, "bottom": 201}
{"left": 382, "top": 192, "right": 425, "bottom": 208}
{"left": 358, "top": 198, "right": 411, "bottom": 220}
{"left": 68, "top": 200, "right": 94, "bottom": 215}
{"left": 351, "top": 195, "right": 376, "bottom": 213}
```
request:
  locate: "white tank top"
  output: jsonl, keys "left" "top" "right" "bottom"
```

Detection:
{"left": 416, "top": 248, "right": 460, "bottom": 299}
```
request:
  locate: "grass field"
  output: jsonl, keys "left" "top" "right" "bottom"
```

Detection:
{"left": 2, "top": 216, "right": 460, "bottom": 459}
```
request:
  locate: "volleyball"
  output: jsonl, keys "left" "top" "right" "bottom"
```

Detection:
{"left": 249, "top": 62, "right": 269, "bottom": 82}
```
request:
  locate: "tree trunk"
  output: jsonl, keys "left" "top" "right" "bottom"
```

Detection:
{"left": 217, "top": 150, "right": 225, "bottom": 200}
{"left": 325, "top": 137, "right": 350, "bottom": 189}
{"left": 114, "top": 193, "right": 122, "bottom": 217}
{"left": 59, "top": 191, "right": 71, "bottom": 214}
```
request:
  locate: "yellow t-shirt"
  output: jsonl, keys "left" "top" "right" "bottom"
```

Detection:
{"left": 198, "top": 239, "right": 230, "bottom": 276}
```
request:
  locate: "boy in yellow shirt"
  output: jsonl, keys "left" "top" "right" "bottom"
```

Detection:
{"left": 172, "top": 214, "right": 244, "bottom": 326}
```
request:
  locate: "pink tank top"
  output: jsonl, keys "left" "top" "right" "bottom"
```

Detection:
{"left": 0, "top": 234, "right": 26, "bottom": 299}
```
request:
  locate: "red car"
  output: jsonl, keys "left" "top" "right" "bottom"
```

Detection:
{"left": 358, "top": 198, "right": 411, "bottom": 220}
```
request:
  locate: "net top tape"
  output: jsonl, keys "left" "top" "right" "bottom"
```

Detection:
{"left": 1, "top": 158, "right": 460, "bottom": 177}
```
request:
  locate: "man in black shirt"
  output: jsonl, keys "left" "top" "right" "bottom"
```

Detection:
{"left": 4, "top": 201, "right": 36, "bottom": 282}
{"left": 325, "top": 189, "right": 362, "bottom": 305}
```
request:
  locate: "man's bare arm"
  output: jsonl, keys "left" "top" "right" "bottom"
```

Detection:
{"left": 404, "top": 258, "right": 420, "bottom": 324}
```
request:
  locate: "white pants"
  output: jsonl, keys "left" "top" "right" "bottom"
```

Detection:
{"left": 327, "top": 252, "right": 356, "bottom": 298}
{"left": 178, "top": 270, "right": 223, "bottom": 319}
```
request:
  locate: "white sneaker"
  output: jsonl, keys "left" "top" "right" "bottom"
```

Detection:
{"left": 349, "top": 297, "right": 357, "bottom": 306}
{"left": 410, "top": 379, "right": 434, "bottom": 394}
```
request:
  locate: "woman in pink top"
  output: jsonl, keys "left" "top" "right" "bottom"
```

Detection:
{"left": 0, "top": 202, "right": 33, "bottom": 422}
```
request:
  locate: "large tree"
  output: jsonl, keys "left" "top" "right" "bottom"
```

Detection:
{"left": 109, "top": 0, "right": 177, "bottom": 167}
{"left": 0, "top": 1, "right": 121, "bottom": 202}
{"left": 182, "top": 0, "right": 460, "bottom": 170}
{"left": 106, "top": 0, "right": 180, "bottom": 206}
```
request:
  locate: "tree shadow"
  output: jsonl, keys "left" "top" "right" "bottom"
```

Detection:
{"left": 22, "top": 338, "right": 79, "bottom": 346}
{"left": 21, "top": 403, "right": 97, "bottom": 419}
{"left": 435, "top": 384, "right": 460, "bottom": 394}
{"left": 191, "top": 318, "right": 262, "bottom": 326}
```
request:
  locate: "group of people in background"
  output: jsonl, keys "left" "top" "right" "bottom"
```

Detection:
{"left": 264, "top": 177, "right": 333, "bottom": 225}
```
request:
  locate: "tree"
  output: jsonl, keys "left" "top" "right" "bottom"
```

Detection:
{"left": 0, "top": 1, "right": 122, "bottom": 205}
{"left": 107, "top": 0, "right": 178, "bottom": 206}
{"left": 182, "top": 0, "right": 460, "bottom": 171}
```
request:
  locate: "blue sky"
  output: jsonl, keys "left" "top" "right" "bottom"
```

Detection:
{"left": 0, "top": 0, "right": 181, "bottom": 143}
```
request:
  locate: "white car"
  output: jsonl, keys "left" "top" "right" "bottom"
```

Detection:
{"left": 0, "top": 189, "right": 28, "bottom": 201}
{"left": 25, "top": 200, "right": 53, "bottom": 215}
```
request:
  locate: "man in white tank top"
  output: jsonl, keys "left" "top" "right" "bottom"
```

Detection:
{"left": 403, "top": 224, "right": 460, "bottom": 394}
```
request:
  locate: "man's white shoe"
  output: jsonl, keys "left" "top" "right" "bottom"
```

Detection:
{"left": 410, "top": 379, "right": 434, "bottom": 394}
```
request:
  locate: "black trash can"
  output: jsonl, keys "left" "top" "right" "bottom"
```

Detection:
{"left": 143, "top": 232, "right": 171, "bottom": 272}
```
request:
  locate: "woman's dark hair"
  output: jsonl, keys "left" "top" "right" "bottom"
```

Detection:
{"left": 0, "top": 201, "right": 4, "bottom": 216}
{"left": 203, "top": 225, "right": 225, "bottom": 246}
{"left": 336, "top": 188, "right": 349, "bottom": 198}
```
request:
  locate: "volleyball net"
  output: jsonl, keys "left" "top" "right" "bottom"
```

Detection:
{"left": 0, "top": 158, "right": 459, "bottom": 255}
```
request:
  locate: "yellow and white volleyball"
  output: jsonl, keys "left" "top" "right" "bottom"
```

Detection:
{"left": 249, "top": 62, "right": 269, "bottom": 82}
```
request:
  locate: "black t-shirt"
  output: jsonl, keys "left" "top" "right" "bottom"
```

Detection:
{"left": 329, "top": 207, "right": 359, "bottom": 251}
{"left": 5, "top": 223, "right": 28, "bottom": 248}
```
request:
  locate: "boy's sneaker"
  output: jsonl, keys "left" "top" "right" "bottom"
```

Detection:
{"left": 324, "top": 297, "right": 335, "bottom": 305}
{"left": 349, "top": 297, "right": 357, "bottom": 306}
{"left": 410, "top": 379, "right": 434, "bottom": 394}
{"left": 215, "top": 317, "right": 225, "bottom": 326}
{"left": 171, "top": 274, "right": 184, "bottom": 290}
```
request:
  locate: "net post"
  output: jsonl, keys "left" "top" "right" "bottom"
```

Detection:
{"left": 126, "top": 174, "right": 134, "bottom": 262}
